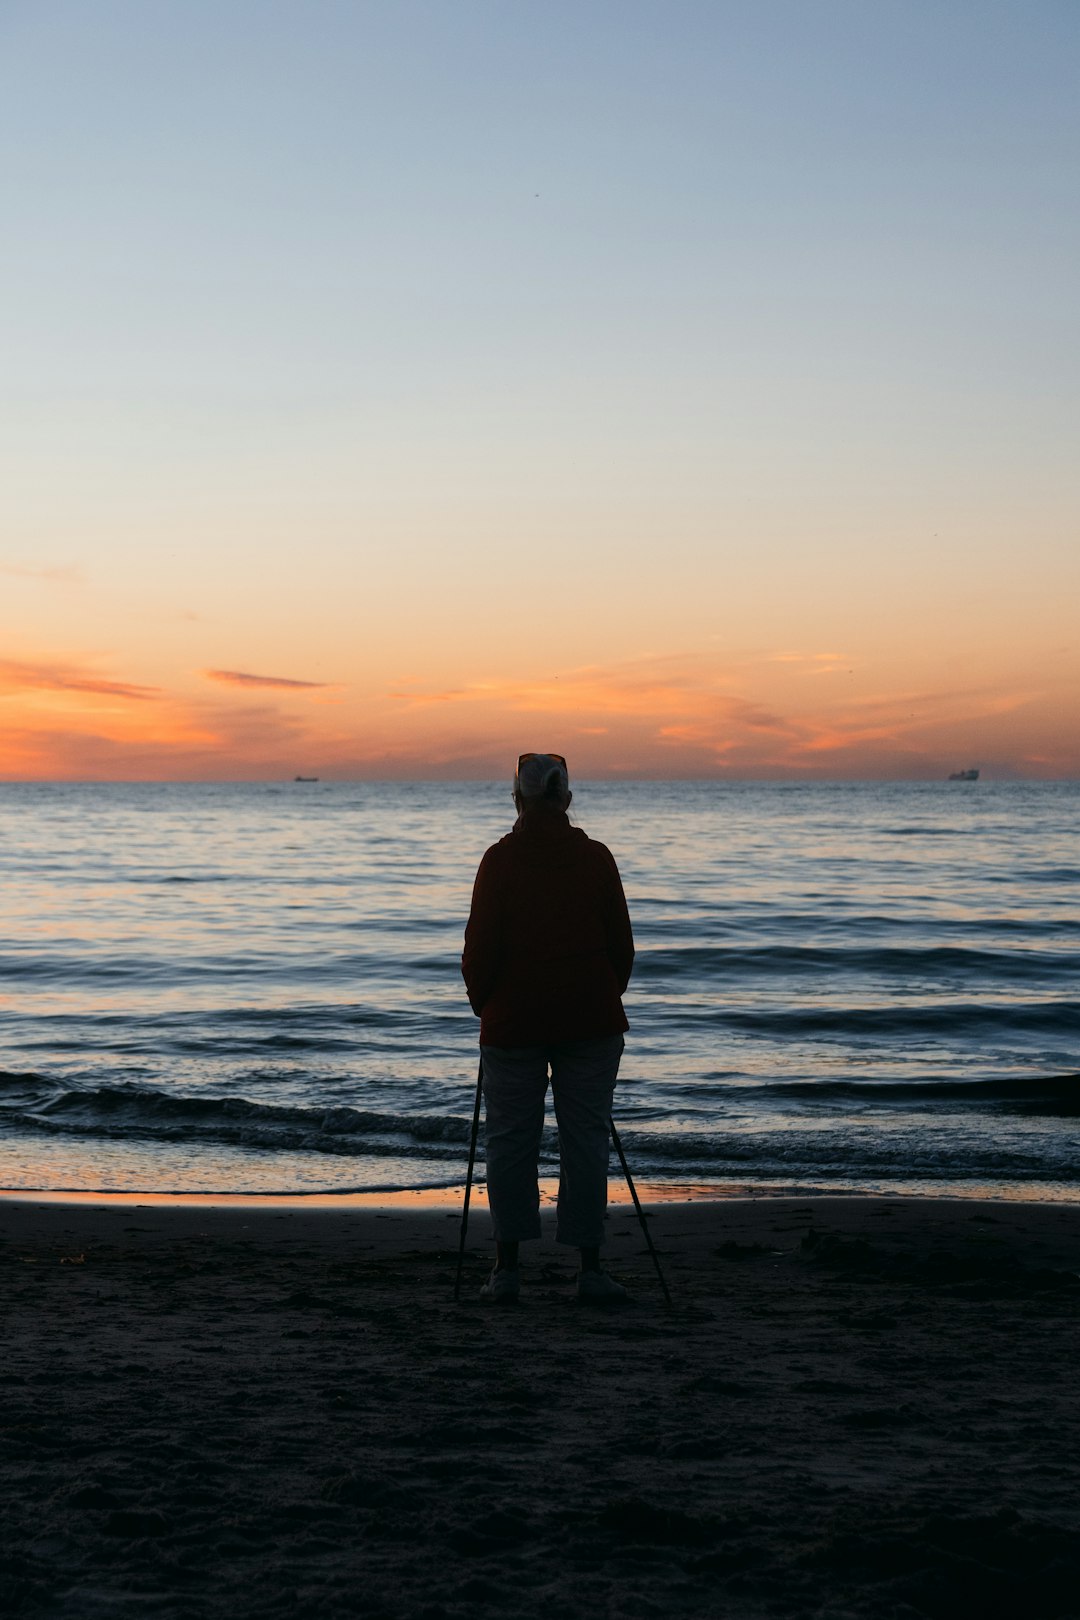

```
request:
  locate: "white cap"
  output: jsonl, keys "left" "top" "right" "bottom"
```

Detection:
{"left": 514, "top": 752, "right": 569, "bottom": 800}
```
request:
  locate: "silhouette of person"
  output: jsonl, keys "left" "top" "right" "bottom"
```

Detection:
{"left": 462, "top": 753, "right": 634, "bottom": 1302}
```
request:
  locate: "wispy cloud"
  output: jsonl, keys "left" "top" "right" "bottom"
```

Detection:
{"left": 0, "top": 562, "right": 83, "bottom": 584}
{"left": 388, "top": 684, "right": 472, "bottom": 705}
{"left": 390, "top": 657, "right": 705, "bottom": 717}
{"left": 769, "top": 650, "right": 852, "bottom": 674}
{"left": 203, "top": 669, "right": 335, "bottom": 692}
{"left": 380, "top": 653, "right": 1073, "bottom": 778}
{"left": 0, "top": 657, "right": 158, "bottom": 701}
{"left": 0, "top": 689, "right": 339, "bottom": 781}
{"left": 1, "top": 643, "right": 1075, "bottom": 780}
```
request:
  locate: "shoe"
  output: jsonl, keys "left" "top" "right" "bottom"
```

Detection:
{"left": 575, "top": 1269, "right": 628, "bottom": 1304}
{"left": 479, "top": 1267, "right": 520, "bottom": 1304}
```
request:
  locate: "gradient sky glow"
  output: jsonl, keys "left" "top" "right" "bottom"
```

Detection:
{"left": 2, "top": 0, "right": 1077, "bottom": 779}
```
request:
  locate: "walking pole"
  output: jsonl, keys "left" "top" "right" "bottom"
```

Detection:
{"left": 610, "top": 1117, "right": 673, "bottom": 1311}
{"left": 454, "top": 1057, "right": 485, "bottom": 1301}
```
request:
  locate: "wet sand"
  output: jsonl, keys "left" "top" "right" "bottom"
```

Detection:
{"left": 3, "top": 1194, "right": 1079, "bottom": 1619}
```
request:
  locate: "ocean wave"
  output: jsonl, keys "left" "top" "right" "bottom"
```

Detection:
{"left": 1, "top": 1079, "right": 479, "bottom": 1161}
{"left": 611, "top": 1127, "right": 1080, "bottom": 1183}
{"left": 8, "top": 925, "right": 1078, "bottom": 998}
{"left": 756, "top": 1073, "right": 1080, "bottom": 1115}
{"left": 879, "top": 826, "right": 970, "bottom": 837}
{"left": 632, "top": 944, "right": 1080, "bottom": 984}
{"left": 3, "top": 1003, "right": 465, "bottom": 1062}
{"left": 0, "top": 949, "right": 457, "bottom": 986}
{"left": 714, "top": 1001, "right": 1080, "bottom": 1037}
{"left": 5, "top": 1069, "right": 1079, "bottom": 1186}
{"left": 642, "top": 911, "right": 1080, "bottom": 941}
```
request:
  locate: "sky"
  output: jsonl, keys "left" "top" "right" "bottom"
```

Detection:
{"left": 1, "top": 0, "right": 1077, "bottom": 780}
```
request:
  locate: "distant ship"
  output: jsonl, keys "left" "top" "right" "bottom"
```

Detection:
{"left": 947, "top": 768, "right": 979, "bottom": 781}
{"left": 293, "top": 775, "right": 319, "bottom": 783}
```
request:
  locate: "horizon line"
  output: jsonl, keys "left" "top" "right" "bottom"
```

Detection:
{"left": 1, "top": 774, "right": 1077, "bottom": 787}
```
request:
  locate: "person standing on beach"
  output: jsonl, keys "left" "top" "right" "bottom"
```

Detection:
{"left": 462, "top": 753, "right": 635, "bottom": 1304}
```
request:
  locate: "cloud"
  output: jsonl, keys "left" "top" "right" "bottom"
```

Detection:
{"left": 379, "top": 654, "right": 814, "bottom": 777}
{"left": 390, "top": 658, "right": 705, "bottom": 718}
{"left": 0, "top": 562, "right": 83, "bottom": 584}
{"left": 203, "top": 669, "right": 335, "bottom": 692}
{"left": 2, "top": 642, "right": 1076, "bottom": 781}
{"left": 0, "top": 657, "right": 158, "bottom": 701}
{"left": 388, "top": 654, "right": 1073, "bottom": 779}
{"left": 0, "top": 690, "right": 338, "bottom": 781}
{"left": 768, "top": 650, "right": 852, "bottom": 674}
{"left": 388, "top": 684, "right": 472, "bottom": 705}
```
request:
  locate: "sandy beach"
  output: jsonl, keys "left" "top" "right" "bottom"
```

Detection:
{"left": 2, "top": 1193, "right": 1079, "bottom": 1619}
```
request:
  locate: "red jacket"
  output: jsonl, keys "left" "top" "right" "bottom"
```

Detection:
{"left": 462, "top": 809, "right": 634, "bottom": 1048}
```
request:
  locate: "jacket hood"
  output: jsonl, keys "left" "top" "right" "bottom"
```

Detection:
{"left": 507, "top": 814, "right": 590, "bottom": 869}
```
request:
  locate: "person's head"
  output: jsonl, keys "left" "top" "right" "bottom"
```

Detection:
{"left": 513, "top": 751, "right": 571, "bottom": 817}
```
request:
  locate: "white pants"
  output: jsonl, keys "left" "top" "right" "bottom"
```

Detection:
{"left": 480, "top": 1035, "right": 624, "bottom": 1248}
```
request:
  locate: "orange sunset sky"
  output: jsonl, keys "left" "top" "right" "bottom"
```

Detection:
{"left": 2, "top": 2, "right": 1077, "bottom": 781}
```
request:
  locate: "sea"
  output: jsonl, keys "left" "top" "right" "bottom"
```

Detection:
{"left": 1, "top": 780, "right": 1077, "bottom": 1202}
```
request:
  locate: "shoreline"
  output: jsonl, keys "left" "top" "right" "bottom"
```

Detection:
{"left": 3, "top": 1178, "right": 1079, "bottom": 1211}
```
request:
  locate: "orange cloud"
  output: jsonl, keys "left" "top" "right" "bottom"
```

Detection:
{"left": 0, "top": 691, "right": 334, "bottom": 781}
{"left": 376, "top": 651, "right": 1080, "bottom": 780}
{"left": 203, "top": 669, "right": 336, "bottom": 692}
{"left": 391, "top": 657, "right": 703, "bottom": 719}
{"left": 0, "top": 657, "right": 158, "bottom": 701}
{"left": 1, "top": 644, "right": 1076, "bottom": 780}
{"left": 769, "top": 650, "right": 851, "bottom": 671}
